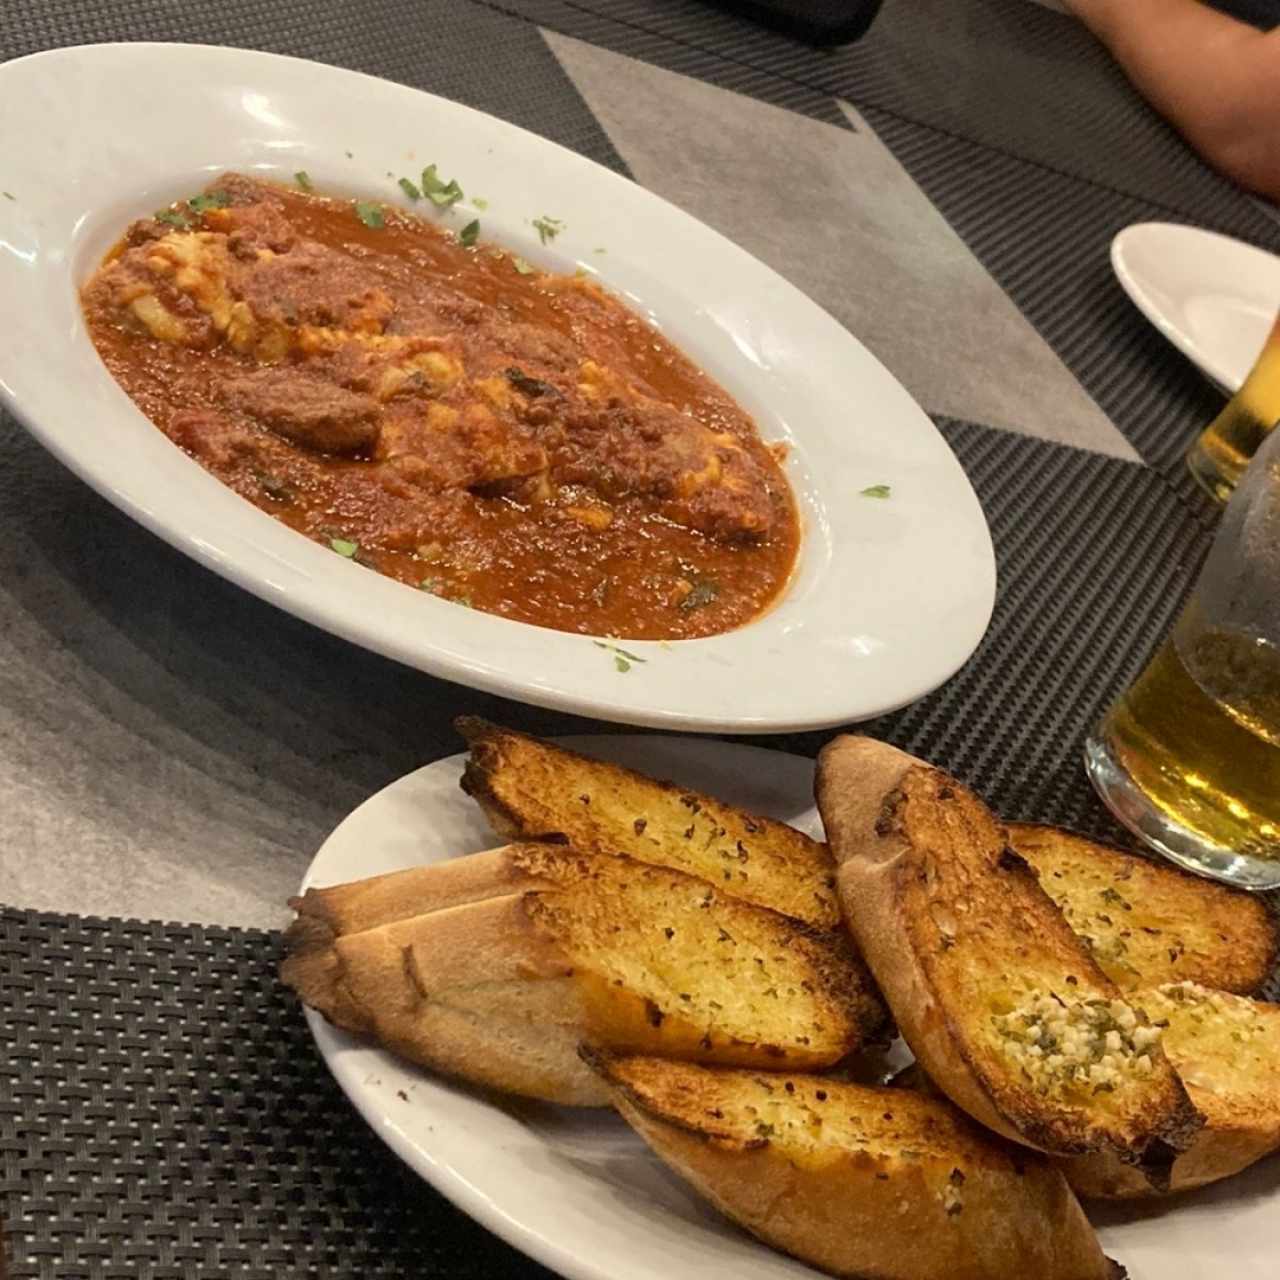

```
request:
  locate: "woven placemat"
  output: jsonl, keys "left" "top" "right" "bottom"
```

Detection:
{"left": 0, "top": 909, "right": 555, "bottom": 1280}
{"left": 2, "top": 896, "right": 1277, "bottom": 1278}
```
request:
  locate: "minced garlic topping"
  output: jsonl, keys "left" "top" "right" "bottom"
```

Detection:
{"left": 992, "top": 992, "right": 1162, "bottom": 1093}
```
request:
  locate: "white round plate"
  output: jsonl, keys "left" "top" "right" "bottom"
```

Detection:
{"left": 1111, "top": 222, "right": 1280, "bottom": 395}
{"left": 302, "top": 737, "right": 1278, "bottom": 1280}
{"left": 0, "top": 43, "right": 994, "bottom": 734}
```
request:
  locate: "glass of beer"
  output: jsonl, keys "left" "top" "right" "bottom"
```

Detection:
{"left": 1187, "top": 311, "right": 1280, "bottom": 502}
{"left": 1085, "top": 422, "right": 1280, "bottom": 889}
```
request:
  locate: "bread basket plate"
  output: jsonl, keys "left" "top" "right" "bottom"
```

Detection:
{"left": 0, "top": 42, "right": 993, "bottom": 734}
{"left": 300, "top": 736, "right": 1279, "bottom": 1280}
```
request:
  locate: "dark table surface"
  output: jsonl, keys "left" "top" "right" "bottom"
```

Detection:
{"left": 1, "top": 0, "right": 1277, "bottom": 1275}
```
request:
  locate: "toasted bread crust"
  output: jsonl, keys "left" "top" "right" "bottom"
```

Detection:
{"left": 1010, "top": 823, "right": 1280, "bottom": 995}
{"left": 286, "top": 846, "right": 537, "bottom": 941}
{"left": 817, "top": 736, "right": 1201, "bottom": 1175}
{"left": 1064, "top": 1127, "right": 1280, "bottom": 1200}
{"left": 279, "top": 911, "right": 373, "bottom": 1035}
{"left": 282, "top": 851, "right": 609, "bottom": 1104}
{"left": 280, "top": 843, "right": 567, "bottom": 1037}
{"left": 456, "top": 716, "right": 840, "bottom": 928}
{"left": 308, "top": 891, "right": 609, "bottom": 1104}
{"left": 587, "top": 1051, "right": 1122, "bottom": 1280}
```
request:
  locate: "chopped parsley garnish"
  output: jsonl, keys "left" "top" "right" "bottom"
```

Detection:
{"left": 679, "top": 579, "right": 720, "bottom": 612}
{"left": 398, "top": 176, "right": 421, "bottom": 201}
{"left": 594, "top": 640, "right": 647, "bottom": 673}
{"left": 421, "top": 163, "right": 464, "bottom": 208}
{"left": 187, "top": 191, "right": 231, "bottom": 214}
{"left": 532, "top": 215, "right": 564, "bottom": 244}
{"left": 593, "top": 246, "right": 606, "bottom": 254}
{"left": 355, "top": 201, "right": 385, "bottom": 229}
{"left": 472, "top": 196, "right": 489, "bottom": 210}
{"left": 330, "top": 537, "right": 359, "bottom": 557}
{"left": 294, "top": 171, "right": 313, "bottom": 191}
{"left": 459, "top": 219, "right": 480, "bottom": 247}
{"left": 155, "top": 191, "right": 231, "bottom": 228}
{"left": 511, "top": 256, "right": 535, "bottom": 275}
{"left": 345, "top": 150, "right": 354, "bottom": 159}
{"left": 2, "top": 191, "right": 15, "bottom": 201}
{"left": 593, "top": 640, "right": 645, "bottom": 662}
{"left": 860, "top": 484, "right": 892, "bottom": 499}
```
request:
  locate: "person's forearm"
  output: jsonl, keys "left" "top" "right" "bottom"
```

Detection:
{"left": 1065, "top": 0, "right": 1280, "bottom": 200}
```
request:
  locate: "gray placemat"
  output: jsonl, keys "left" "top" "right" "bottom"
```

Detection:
{"left": 0, "top": 908, "right": 554, "bottom": 1280}
{"left": 861, "top": 105, "right": 1239, "bottom": 487}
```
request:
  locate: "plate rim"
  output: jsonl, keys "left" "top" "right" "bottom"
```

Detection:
{"left": 0, "top": 41, "right": 996, "bottom": 733}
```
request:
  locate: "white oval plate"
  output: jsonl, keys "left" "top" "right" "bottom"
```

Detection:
{"left": 0, "top": 43, "right": 994, "bottom": 734}
{"left": 1111, "top": 222, "right": 1280, "bottom": 395}
{"left": 302, "top": 737, "right": 1278, "bottom": 1280}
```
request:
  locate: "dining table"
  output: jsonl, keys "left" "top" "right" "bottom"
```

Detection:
{"left": 2, "top": 0, "right": 1278, "bottom": 1275}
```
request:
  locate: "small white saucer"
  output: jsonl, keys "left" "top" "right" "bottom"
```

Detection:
{"left": 1111, "top": 222, "right": 1280, "bottom": 394}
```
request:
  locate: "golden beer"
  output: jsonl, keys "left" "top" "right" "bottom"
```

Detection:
{"left": 1098, "top": 621, "right": 1280, "bottom": 862}
{"left": 1188, "top": 314, "right": 1280, "bottom": 502}
{"left": 1093, "top": 351, "right": 1280, "bottom": 887}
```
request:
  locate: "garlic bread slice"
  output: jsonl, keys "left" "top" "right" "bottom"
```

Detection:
{"left": 281, "top": 843, "right": 561, "bottom": 1039}
{"left": 816, "top": 736, "right": 1201, "bottom": 1180}
{"left": 286, "top": 844, "right": 536, "bottom": 940}
{"left": 587, "top": 1052, "right": 1124, "bottom": 1280}
{"left": 457, "top": 716, "right": 840, "bottom": 928}
{"left": 1010, "top": 823, "right": 1278, "bottom": 994}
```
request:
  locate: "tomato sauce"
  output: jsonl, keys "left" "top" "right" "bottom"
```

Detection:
{"left": 82, "top": 176, "right": 799, "bottom": 640}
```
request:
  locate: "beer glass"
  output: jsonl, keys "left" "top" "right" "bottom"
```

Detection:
{"left": 1187, "top": 312, "right": 1280, "bottom": 502}
{"left": 1085, "top": 422, "right": 1280, "bottom": 889}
